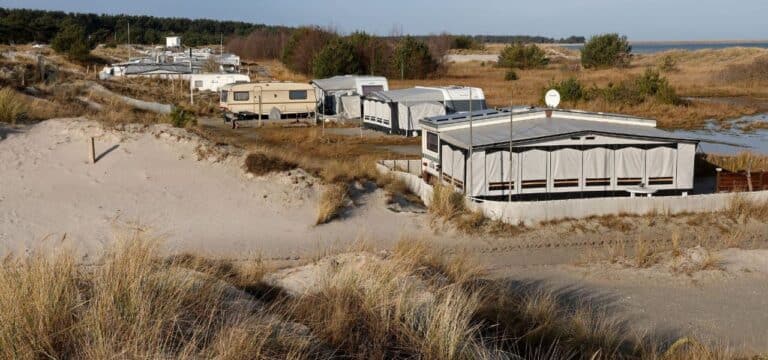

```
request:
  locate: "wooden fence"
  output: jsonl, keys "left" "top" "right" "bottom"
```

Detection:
{"left": 716, "top": 170, "right": 768, "bottom": 192}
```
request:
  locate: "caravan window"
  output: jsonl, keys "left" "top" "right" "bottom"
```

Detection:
{"left": 426, "top": 132, "right": 439, "bottom": 152}
{"left": 362, "top": 85, "right": 384, "bottom": 96}
{"left": 233, "top": 91, "right": 249, "bottom": 101}
{"left": 289, "top": 90, "right": 308, "bottom": 100}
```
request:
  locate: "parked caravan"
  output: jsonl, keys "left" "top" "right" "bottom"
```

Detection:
{"left": 190, "top": 73, "right": 250, "bottom": 92}
{"left": 219, "top": 82, "right": 317, "bottom": 121}
{"left": 311, "top": 75, "right": 389, "bottom": 118}
{"left": 362, "top": 86, "right": 486, "bottom": 136}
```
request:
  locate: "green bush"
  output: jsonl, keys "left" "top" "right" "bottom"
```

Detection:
{"left": 581, "top": 33, "right": 632, "bottom": 69}
{"left": 281, "top": 27, "right": 337, "bottom": 75}
{"left": 546, "top": 77, "right": 584, "bottom": 103}
{"left": 51, "top": 20, "right": 93, "bottom": 62}
{"left": 168, "top": 107, "right": 197, "bottom": 128}
{"left": 0, "top": 88, "right": 26, "bottom": 124}
{"left": 658, "top": 54, "right": 678, "bottom": 72}
{"left": 311, "top": 39, "right": 361, "bottom": 78}
{"left": 635, "top": 68, "right": 682, "bottom": 105}
{"left": 391, "top": 36, "right": 438, "bottom": 79}
{"left": 504, "top": 70, "right": 518, "bottom": 81}
{"left": 601, "top": 82, "right": 644, "bottom": 105}
{"left": 498, "top": 43, "right": 549, "bottom": 69}
{"left": 450, "top": 35, "right": 483, "bottom": 50}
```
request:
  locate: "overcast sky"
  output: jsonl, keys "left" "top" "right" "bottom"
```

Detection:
{"left": 4, "top": 0, "right": 768, "bottom": 41}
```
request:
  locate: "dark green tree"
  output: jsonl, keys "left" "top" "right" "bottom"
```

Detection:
{"left": 497, "top": 43, "right": 549, "bottom": 69}
{"left": 51, "top": 20, "right": 92, "bottom": 61}
{"left": 581, "top": 33, "right": 632, "bottom": 69}
{"left": 312, "top": 39, "right": 361, "bottom": 78}
{"left": 391, "top": 36, "right": 438, "bottom": 80}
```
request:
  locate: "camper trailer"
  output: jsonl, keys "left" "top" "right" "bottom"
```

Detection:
{"left": 362, "top": 86, "right": 486, "bottom": 136}
{"left": 190, "top": 73, "right": 250, "bottom": 92}
{"left": 311, "top": 75, "right": 389, "bottom": 119}
{"left": 219, "top": 82, "right": 317, "bottom": 121}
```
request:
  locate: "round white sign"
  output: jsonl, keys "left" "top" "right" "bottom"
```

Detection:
{"left": 545, "top": 89, "right": 561, "bottom": 108}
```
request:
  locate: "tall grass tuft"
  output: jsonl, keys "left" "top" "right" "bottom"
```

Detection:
{"left": 0, "top": 87, "right": 26, "bottom": 124}
{"left": 316, "top": 184, "right": 350, "bottom": 225}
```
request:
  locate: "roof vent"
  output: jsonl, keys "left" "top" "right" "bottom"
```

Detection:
{"left": 545, "top": 109, "right": 553, "bottom": 118}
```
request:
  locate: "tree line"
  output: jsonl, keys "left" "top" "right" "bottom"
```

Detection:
{"left": 0, "top": 7, "right": 286, "bottom": 46}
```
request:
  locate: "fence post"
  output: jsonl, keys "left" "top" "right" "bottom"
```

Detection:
{"left": 88, "top": 137, "right": 95, "bottom": 164}
{"left": 715, "top": 168, "right": 722, "bottom": 193}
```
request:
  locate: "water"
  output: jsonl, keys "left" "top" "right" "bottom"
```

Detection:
{"left": 671, "top": 114, "right": 768, "bottom": 155}
{"left": 558, "top": 41, "right": 768, "bottom": 54}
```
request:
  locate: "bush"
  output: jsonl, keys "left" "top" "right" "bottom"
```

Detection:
{"left": 546, "top": 77, "right": 584, "bottom": 103}
{"left": 0, "top": 88, "right": 26, "bottom": 124}
{"left": 635, "top": 68, "right": 682, "bottom": 105}
{"left": 281, "top": 27, "right": 337, "bottom": 75}
{"left": 311, "top": 39, "right": 361, "bottom": 78}
{"left": 450, "top": 35, "right": 483, "bottom": 50}
{"left": 316, "top": 184, "right": 349, "bottom": 225}
{"left": 391, "top": 36, "right": 438, "bottom": 79}
{"left": 168, "top": 107, "right": 196, "bottom": 128}
{"left": 243, "top": 153, "right": 298, "bottom": 176}
{"left": 504, "top": 70, "right": 518, "bottom": 81}
{"left": 498, "top": 43, "right": 549, "bottom": 69}
{"left": 658, "top": 54, "right": 678, "bottom": 72}
{"left": 581, "top": 33, "right": 632, "bottom": 69}
{"left": 51, "top": 20, "right": 93, "bottom": 62}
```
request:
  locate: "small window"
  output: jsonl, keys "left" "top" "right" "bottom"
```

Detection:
{"left": 554, "top": 179, "right": 579, "bottom": 188}
{"left": 585, "top": 136, "right": 596, "bottom": 140}
{"left": 649, "top": 177, "right": 674, "bottom": 185}
{"left": 570, "top": 136, "right": 581, "bottom": 140}
{"left": 289, "top": 90, "right": 308, "bottom": 100}
{"left": 586, "top": 178, "right": 611, "bottom": 186}
{"left": 617, "top": 177, "right": 643, "bottom": 186}
{"left": 521, "top": 180, "right": 547, "bottom": 189}
{"left": 194, "top": 80, "right": 203, "bottom": 88}
{"left": 362, "top": 85, "right": 384, "bottom": 96}
{"left": 426, "top": 132, "right": 439, "bottom": 152}
{"left": 233, "top": 91, "right": 249, "bottom": 101}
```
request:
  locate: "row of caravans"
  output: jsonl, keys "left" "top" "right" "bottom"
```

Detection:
{"left": 217, "top": 75, "right": 486, "bottom": 129}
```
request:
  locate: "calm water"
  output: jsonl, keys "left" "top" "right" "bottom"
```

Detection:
{"left": 559, "top": 42, "right": 768, "bottom": 54}
{"left": 671, "top": 114, "right": 768, "bottom": 155}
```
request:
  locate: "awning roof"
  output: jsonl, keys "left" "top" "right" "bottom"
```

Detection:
{"left": 311, "top": 75, "right": 387, "bottom": 90}
{"left": 367, "top": 87, "right": 444, "bottom": 103}
{"left": 440, "top": 116, "right": 699, "bottom": 149}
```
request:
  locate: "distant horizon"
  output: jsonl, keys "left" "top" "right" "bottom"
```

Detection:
{"left": 3, "top": 1, "right": 768, "bottom": 42}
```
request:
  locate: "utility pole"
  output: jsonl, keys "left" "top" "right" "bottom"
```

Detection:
{"left": 127, "top": 21, "right": 131, "bottom": 61}
{"left": 467, "top": 87, "right": 473, "bottom": 196}
{"left": 508, "top": 102, "right": 514, "bottom": 202}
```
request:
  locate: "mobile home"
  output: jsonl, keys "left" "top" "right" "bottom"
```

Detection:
{"left": 311, "top": 75, "right": 389, "bottom": 118}
{"left": 190, "top": 73, "right": 250, "bottom": 92}
{"left": 420, "top": 108, "right": 699, "bottom": 200}
{"left": 362, "top": 86, "right": 486, "bottom": 136}
{"left": 219, "top": 82, "right": 317, "bottom": 121}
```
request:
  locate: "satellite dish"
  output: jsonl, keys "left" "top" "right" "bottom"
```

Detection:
{"left": 545, "top": 89, "right": 561, "bottom": 108}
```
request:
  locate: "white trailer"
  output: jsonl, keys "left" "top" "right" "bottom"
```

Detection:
{"left": 190, "top": 73, "right": 250, "bottom": 92}
{"left": 362, "top": 86, "right": 486, "bottom": 136}
{"left": 311, "top": 75, "right": 389, "bottom": 118}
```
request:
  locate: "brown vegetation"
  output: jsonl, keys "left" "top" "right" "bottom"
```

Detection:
{"left": 244, "top": 152, "right": 298, "bottom": 175}
{"left": 705, "top": 152, "right": 768, "bottom": 172}
{"left": 316, "top": 184, "right": 350, "bottom": 225}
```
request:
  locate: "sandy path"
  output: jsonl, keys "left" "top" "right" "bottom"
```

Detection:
{"left": 0, "top": 119, "right": 429, "bottom": 260}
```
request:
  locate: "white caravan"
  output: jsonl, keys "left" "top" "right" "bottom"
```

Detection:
{"left": 190, "top": 73, "right": 250, "bottom": 92}
{"left": 311, "top": 75, "right": 389, "bottom": 119}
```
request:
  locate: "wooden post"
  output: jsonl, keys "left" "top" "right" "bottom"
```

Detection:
{"left": 258, "top": 95, "right": 263, "bottom": 127}
{"left": 747, "top": 161, "right": 753, "bottom": 192}
{"left": 715, "top": 168, "right": 722, "bottom": 193}
{"left": 88, "top": 137, "right": 96, "bottom": 164}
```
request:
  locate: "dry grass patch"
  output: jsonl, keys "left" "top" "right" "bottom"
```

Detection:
{"left": 244, "top": 152, "right": 298, "bottom": 175}
{"left": 705, "top": 152, "right": 768, "bottom": 172}
{"left": 316, "top": 184, "right": 350, "bottom": 225}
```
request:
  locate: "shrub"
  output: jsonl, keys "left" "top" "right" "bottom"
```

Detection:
{"left": 581, "top": 33, "right": 632, "bottom": 69}
{"left": 450, "top": 35, "right": 483, "bottom": 50}
{"left": 347, "top": 31, "right": 393, "bottom": 76}
{"left": 546, "top": 77, "right": 584, "bottom": 103}
{"left": 391, "top": 36, "right": 439, "bottom": 79}
{"left": 168, "top": 107, "right": 196, "bottom": 128}
{"left": 243, "top": 153, "right": 298, "bottom": 176}
{"left": 635, "top": 68, "right": 683, "bottom": 105}
{"left": 311, "top": 38, "right": 361, "bottom": 78}
{"left": 601, "top": 82, "right": 644, "bottom": 105}
{"left": 504, "top": 70, "right": 518, "bottom": 81}
{"left": 718, "top": 55, "right": 768, "bottom": 84}
{"left": 658, "top": 54, "right": 678, "bottom": 72}
{"left": 0, "top": 88, "right": 26, "bottom": 124}
{"left": 498, "top": 43, "right": 549, "bottom": 69}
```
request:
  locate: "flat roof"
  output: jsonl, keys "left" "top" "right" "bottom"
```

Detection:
{"left": 367, "top": 87, "right": 444, "bottom": 103}
{"left": 311, "top": 75, "right": 387, "bottom": 90}
{"left": 439, "top": 115, "right": 699, "bottom": 149}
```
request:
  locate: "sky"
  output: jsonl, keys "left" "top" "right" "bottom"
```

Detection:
{"left": 3, "top": 0, "right": 768, "bottom": 41}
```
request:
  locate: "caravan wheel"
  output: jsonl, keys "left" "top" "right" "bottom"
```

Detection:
{"left": 269, "top": 108, "right": 282, "bottom": 120}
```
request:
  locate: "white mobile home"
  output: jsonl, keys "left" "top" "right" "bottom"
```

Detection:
{"left": 190, "top": 73, "right": 250, "bottom": 92}
{"left": 420, "top": 108, "right": 699, "bottom": 199}
{"left": 362, "top": 86, "right": 486, "bottom": 136}
{"left": 311, "top": 75, "right": 389, "bottom": 119}
{"left": 166, "top": 36, "right": 182, "bottom": 48}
